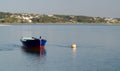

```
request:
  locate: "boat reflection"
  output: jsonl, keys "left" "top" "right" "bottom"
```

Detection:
{"left": 21, "top": 46, "right": 46, "bottom": 56}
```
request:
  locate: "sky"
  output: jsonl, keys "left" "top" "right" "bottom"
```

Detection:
{"left": 0, "top": 0, "right": 120, "bottom": 18}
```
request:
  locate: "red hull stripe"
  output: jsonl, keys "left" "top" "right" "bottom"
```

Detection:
{"left": 23, "top": 46, "right": 45, "bottom": 52}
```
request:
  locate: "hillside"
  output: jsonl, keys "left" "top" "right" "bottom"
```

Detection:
{"left": 0, "top": 12, "right": 120, "bottom": 24}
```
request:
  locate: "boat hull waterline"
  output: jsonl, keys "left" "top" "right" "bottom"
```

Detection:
{"left": 20, "top": 36, "right": 47, "bottom": 52}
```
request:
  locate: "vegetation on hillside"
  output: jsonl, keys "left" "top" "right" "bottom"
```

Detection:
{"left": 0, "top": 12, "right": 120, "bottom": 24}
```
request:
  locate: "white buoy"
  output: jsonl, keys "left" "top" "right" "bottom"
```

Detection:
{"left": 71, "top": 44, "right": 77, "bottom": 48}
{"left": 71, "top": 44, "right": 77, "bottom": 54}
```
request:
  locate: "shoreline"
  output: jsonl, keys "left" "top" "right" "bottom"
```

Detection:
{"left": 0, "top": 24, "right": 11, "bottom": 26}
{"left": 0, "top": 22, "right": 120, "bottom": 25}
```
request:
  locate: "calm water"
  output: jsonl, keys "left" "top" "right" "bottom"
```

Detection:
{"left": 0, "top": 24, "right": 120, "bottom": 71}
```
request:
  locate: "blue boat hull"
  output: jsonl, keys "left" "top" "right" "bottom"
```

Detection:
{"left": 20, "top": 37, "right": 47, "bottom": 52}
{"left": 21, "top": 39, "right": 47, "bottom": 47}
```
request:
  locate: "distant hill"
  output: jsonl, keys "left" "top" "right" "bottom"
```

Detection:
{"left": 0, "top": 12, "right": 120, "bottom": 24}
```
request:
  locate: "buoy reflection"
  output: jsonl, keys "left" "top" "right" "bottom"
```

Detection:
{"left": 72, "top": 47, "right": 77, "bottom": 54}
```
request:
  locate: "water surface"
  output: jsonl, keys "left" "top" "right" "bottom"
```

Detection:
{"left": 0, "top": 24, "right": 120, "bottom": 71}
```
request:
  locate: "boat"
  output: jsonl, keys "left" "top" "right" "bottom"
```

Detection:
{"left": 20, "top": 36, "right": 47, "bottom": 53}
